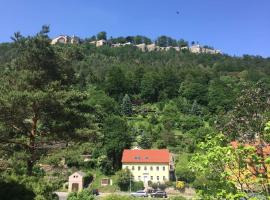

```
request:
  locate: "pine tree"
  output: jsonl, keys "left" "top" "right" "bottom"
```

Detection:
{"left": 121, "top": 94, "right": 132, "bottom": 116}
{"left": 0, "top": 27, "right": 88, "bottom": 175}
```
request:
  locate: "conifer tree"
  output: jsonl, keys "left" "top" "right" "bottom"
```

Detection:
{"left": 121, "top": 94, "right": 132, "bottom": 116}
{"left": 0, "top": 27, "right": 88, "bottom": 175}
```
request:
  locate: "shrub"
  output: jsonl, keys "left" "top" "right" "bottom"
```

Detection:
{"left": 67, "top": 189, "right": 94, "bottom": 200}
{"left": 147, "top": 180, "right": 153, "bottom": 187}
{"left": 82, "top": 160, "right": 96, "bottom": 169}
{"left": 151, "top": 183, "right": 158, "bottom": 190}
{"left": 115, "top": 169, "right": 133, "bottom": 191}
{"left": 175, "top": 181, "right": 185, "bottom": 191}
{"left": 165, "top": 181, "right": 174, "bottom": 187}
{"left": 175, "top": 154, "right": 195, "bottom": 183}
{"left": 83, "top": 173, "right": 93, "bottom": 188}
{"left": 103, "top": 194, "right": 136, "bottom": 200}
{"left": 158, "top": 183, "right": 166, "bottom": 191}
{"left": 170, "top": 197, "right": 187, "bottom": 200}
{"left": 0, "top": 180, "right": 35, "bottom": 200}
{"left": 97, "top": 155, "right": 114, "bottom": 175}
{"left": 132, "top": 181, "right": 144, "bottom": 191}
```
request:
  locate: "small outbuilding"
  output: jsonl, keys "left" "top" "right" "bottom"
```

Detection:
{"left": 101, "top": 178, "right": 113, "bottom": 186}
{"left": 68, "top": 171, "right": 86, "bottom": 192}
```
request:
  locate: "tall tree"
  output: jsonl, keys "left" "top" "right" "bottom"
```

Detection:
{"left": 140, "top": 72, "right": 161, "bottom": 102}
{"left": 105, "top": 66, "right": 127, "bottom": 100}
{"left": 0, "top": 27, "right": 87, "bottom": 175}
{"left": 222, "top": 82, "right": 270, "bottom": 142}
{"left": 208, "top": 76, "right": 239, "bottom": 113}
{"left": 121, "top": 94, "right": 132, "bottom": 116}
{"left": 102, "top": 115, "right": 131, "bottom": 170}
{"left": 155, "top": 35, "right": 177, "bottom": 47}
{"left": 97, "top": 31, "right": 107, "bottom": 40}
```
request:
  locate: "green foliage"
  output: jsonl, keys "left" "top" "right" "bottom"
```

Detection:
{"left": 67, "top": 190, "right": 94, "bottom": 200}
{"left": 1, "top": 29, "right": 270, "bottom": 199}
{"left": 151, "top": 183, "right": 158, "bottom": 190}
{"left": 158, "top": 183, "right": 167, "bottom": 191}
{"left": 175, "top": 154, "right": 195, "bottom": 183}
{"left": 137, "top": 132, "right": 152, "bottom": 149}
{"left": 170, "top": 196, "right": 187, "bottom": 200}
{"left": 83, "top": 173, "right": 93, "bottom": 187}
{"left": 179, "top": 81, "right": 208, "bottom": 105}
{"left": 189, "top": 134, "right": 235, "bottom": 198}
{"left": 155, "top": 35, "right": 177, "bottom": 47}
{"left": 102, "top": 195, "right": 135, "bottom": 200}
{"left": 97, "top": 31, "right": 107, "bottom": 40}
{"left": 105, "top": 66, "right": 127, "bottom": 100}
{"left": 189, "top": 132, "right": 270, "bottom": 198}
{"left": 115, "top": 169, "right": 133, "bottom": 191}
{"left": 222, "top": 82, "right": 270, "bottom": 141}
{"left": 0, "top": 180, "right": 35, "bottom": 200}
{"left": 102, "top": 115, "right": 131, "bottom": 170}
{"left": 97, "top": 155, "right": 114, "bottom": 175}
{"left": 131, "top": 181, "right": 144, "bottom": 191}
{"left": 208, "top": 76, "right": 239, "bottom": 113}
{"left": 0, "top": 173, "right": 60, "bottom": 200}
{"left": 0, "top": 28, "right": 89, "bottom": 175}
{"left": 140, "top": 72, "right": 161, "bottom": 102}
{"left": 121, "top": 94, "right": 132, "bottom": 116}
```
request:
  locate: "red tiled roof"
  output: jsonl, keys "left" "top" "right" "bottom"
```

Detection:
{"left": 230, "top": 141, "right": 270, "bottom": 156}
{"left": 122, "top": 149, "right": 170, "bottom": 163}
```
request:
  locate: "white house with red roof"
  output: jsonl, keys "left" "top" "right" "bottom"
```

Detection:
{"left": 121, "top": 149, "right": 174, "bottom": 185}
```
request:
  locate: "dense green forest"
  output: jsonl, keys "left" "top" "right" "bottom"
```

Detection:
{"left": 1, "top": 27, "right": 270, "bottom": 200}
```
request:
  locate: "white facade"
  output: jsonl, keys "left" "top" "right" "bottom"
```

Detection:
{"left": 122, "top": 163, "right": 170, "bottom": 185}
{"left": 68, "top": 171, "right": 85, "bottom": 192}
{"left": 136, "top": 43, "right": 146, "bottom": 52}
{"left": 96, "top": 39, "right": 107, "bottom": 47}
{"left": 51, "top": 35, "right": 79, "bottom": 45}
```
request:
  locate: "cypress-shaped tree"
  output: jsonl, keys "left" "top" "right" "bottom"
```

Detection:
{"left": 121, "top": 94, "right": 132, "bottom": 116}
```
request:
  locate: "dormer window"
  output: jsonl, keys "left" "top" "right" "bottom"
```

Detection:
{"left": 134, "top": 156, "right": 141, "bottom": 160}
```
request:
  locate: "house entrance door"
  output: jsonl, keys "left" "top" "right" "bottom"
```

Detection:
{"left": 143, "top": 176, "right": 148, "bottom": 187}
{"left": 72, "top": 183, "right": 79, "bottom": 192}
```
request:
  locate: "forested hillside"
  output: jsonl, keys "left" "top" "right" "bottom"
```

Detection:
{"left": 1, "top": 28, "right": 270, "bottom": 199}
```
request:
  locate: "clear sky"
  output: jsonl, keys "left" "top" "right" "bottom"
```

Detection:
{"left": 0, "top": 0, "right": 269, "bottom": 57}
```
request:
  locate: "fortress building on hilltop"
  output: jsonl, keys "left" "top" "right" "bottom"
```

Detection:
{"left": 51, "top": 35, "right": 222, "bottom": 54}
{"left": 51, "top": 35, "right": 80, "bottom": 45}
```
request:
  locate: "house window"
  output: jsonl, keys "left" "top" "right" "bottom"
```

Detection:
{"left": 163, "top": 176, "right": 166, "bottom": 181}
{"left": 150, "top": 166, "right": 153, "bottom": 171}
{"left": 134, "top": 156, "right": 141, "bottom": 160}
{"left": 132, "top": 166, "right": 135, "bottom": 170}
{"left": 157, "top": 176, "right": 159, "bottom": 181}
{"left": 125, "top": 166, "right": 128, "bottom": 169}
{"left": 144, "top": 166, "right": 147, "bottom": 170}
{"left": 138, "top": 166, "right": 141, "bottom": 171}
{"left": 156, "top": 166, "right": 159, "bottom": 171}
{"left": 151, "top": 176, "right": 153, "bottom": 180}
{"left": 138, "top": 176, "right": 141, "bottom": 180}
{"left": 163, "top": 166, "right": 165, "bottom": 171}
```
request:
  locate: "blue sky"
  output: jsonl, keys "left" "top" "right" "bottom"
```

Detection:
{"left": 0, "top": 0, "right": 269, "bottom": 57}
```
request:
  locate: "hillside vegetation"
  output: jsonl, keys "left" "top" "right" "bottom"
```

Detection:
{"left": 0, "top": 27, "right": 270, "bottom": 199}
